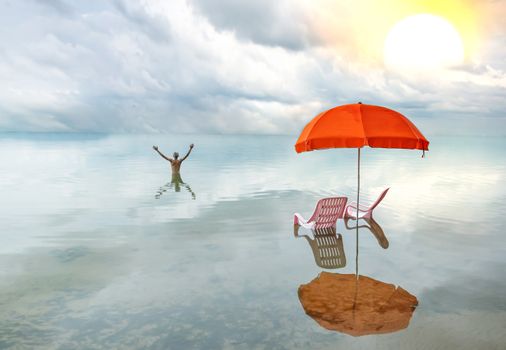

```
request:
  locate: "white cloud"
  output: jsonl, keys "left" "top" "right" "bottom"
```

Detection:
{"left": 0, "top": 0, "right": 504, "bottom": 134}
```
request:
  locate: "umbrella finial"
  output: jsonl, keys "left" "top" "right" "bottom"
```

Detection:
{"left": 358, "top": 101, "right": 362, "bottom": 104}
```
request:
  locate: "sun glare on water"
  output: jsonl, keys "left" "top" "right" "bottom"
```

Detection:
{"left": 384, "top": 14, "right": 465, "bottom": 71}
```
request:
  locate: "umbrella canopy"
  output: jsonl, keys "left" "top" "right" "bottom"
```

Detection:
{"left": 295, "top": 103, "right": 429, "bottom": 153}
{"left": 298, "top": 272, "right": 418, "bottom": 336}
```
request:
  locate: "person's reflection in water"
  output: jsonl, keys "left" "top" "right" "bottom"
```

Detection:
{"left": 294, "top": 225, "right": 346, "bottom": 269}
{"left": 344, "top": 217, "right": 389, "bottom": 249}
{"left": 155, "top": 173, "right": 196, "bottom": 200}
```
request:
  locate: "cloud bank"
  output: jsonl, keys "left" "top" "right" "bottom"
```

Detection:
{"left": 0, "top": 0, "right": 505, "bottom": 135}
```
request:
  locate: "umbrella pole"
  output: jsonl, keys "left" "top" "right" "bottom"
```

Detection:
{"left": 356, "top": 148, "right": 360, "bottom": 279}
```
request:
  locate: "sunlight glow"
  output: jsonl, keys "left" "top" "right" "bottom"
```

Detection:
{"left": 384, "top": 14, "right": 465, "bottom": 71}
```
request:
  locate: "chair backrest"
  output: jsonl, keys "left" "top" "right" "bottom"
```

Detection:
{"left": 368, "top": 188, "right": 390, "bottom": 211}
{"left": 309, "top": 197, "right": 348, "bottom": 229}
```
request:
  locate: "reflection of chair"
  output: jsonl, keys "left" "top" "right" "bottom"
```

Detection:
{"left": 345, "top": 188, "right": 389, "bottom": 220}
{"left": 294, "top": 197, "right": 347, "bottom": 229}
{"left": 294, "top": 225, "right": 346, "bottom": 269}
{"left": 345, "top": 217, "right": 389, "bottom": 249}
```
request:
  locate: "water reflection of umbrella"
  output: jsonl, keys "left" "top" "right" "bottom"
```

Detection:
{"left": 295, "top": 103, "right": 429, "bottom": 272}
{"left": 294, "top": 217, "right": 418, "bottom": 336}
{"left": 298, "top": 272, "right": 418, "bottom": 336}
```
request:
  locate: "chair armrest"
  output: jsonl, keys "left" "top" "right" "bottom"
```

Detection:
{"left": 347, "top": 202, "right": 370, "bottom": 211}
{"left": 294, "top": 213, "right": 315, "bottom": 229}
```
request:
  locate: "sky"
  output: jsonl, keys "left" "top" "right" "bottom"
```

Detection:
{"left": 0, "top": 0, "right": 505, "bottom": 135}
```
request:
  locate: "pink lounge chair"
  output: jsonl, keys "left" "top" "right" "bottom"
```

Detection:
{"left": 294, "top": 197, "right": 348, "bottom": 229}
{"left": 345, "top": 188, "right": 389, "bottom": 220}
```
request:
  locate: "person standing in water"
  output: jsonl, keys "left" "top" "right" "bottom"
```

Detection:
{"left": 153, "top": 144, "right": 196, "bottom": 199}
{"left": 153, "top": 143, "right": 194, "bottom": 174}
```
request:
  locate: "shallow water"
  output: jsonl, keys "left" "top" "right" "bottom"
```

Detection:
{"left": 0, "top": 133, "right": 505, "bottom": 349}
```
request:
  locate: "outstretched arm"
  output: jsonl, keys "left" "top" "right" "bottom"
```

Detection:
{"left": 181, "top": 144, "right": 194, "bottom": 161}
{"left": 153, "top": 146, "right": 173, "bottom": 162}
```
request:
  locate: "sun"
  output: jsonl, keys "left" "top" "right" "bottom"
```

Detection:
{"left": 384, "top": 14, "right": 464, "bottom": 71}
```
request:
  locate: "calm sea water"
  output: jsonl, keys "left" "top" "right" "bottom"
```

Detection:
{"left": 0, "top": 133, "right": 505, "bottom": 349}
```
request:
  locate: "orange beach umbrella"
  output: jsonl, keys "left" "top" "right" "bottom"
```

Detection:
{"left": 295, "top": 103, "right": 429, "bottom": 272}
{"left": 295, "top": 103, "right": 429, "bottom": 153}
